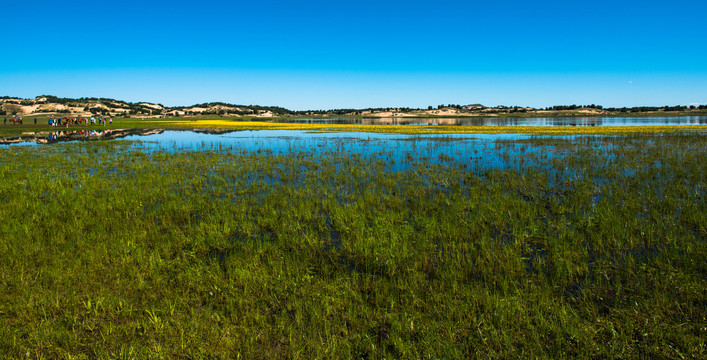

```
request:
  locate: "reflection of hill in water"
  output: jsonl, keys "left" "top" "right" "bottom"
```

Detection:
{"left": 192, "top": 129, "right": 247, "bottom": 135}
{"left": 0, "top": 128, "right": 164, "bottom": 145}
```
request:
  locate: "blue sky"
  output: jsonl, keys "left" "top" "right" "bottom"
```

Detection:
{"left": 1, "top": 0, "right": 705, "bottom": 110}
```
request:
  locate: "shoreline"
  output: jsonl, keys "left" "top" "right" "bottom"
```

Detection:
{"left": 2, "top": 121, "right": 707, "bottom": 139}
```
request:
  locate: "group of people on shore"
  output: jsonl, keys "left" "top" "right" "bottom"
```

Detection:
{"left": 49, "top": 116, "right": 113, "bottom": 127}
{"left": 3, "top": 116, "right": 113, "bottom": 127}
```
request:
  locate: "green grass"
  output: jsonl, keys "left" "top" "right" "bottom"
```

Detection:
{"left": 0, "top": 133, "right": 705, "bottom": 359}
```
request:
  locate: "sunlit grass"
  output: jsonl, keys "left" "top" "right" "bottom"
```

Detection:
{"left": 152, "top": 119, "right": 707, "bottom": 135}
{"left": 0, "top": 132, "right": 705, "bottom": 358}
{"left": 2, "top": 118, "right": 707, "bottom": 137}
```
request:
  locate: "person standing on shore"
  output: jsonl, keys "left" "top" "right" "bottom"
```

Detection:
{"left": 34, "top": 118, "right": 37, "bottom": 125}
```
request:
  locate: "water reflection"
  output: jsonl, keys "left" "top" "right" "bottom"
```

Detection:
{"left": 0, "top": 128, "right": 163, "bottom": 145}
{"left": 272, "top": 116, "right": 707, "bottom": 126}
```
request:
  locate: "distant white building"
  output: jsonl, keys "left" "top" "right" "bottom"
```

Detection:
{"left": 462, "top": 104, "right": 485, "bottom": 110}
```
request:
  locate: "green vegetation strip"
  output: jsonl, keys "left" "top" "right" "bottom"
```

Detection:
{"left": 153, "top": 120, "right": 707, "bottom": 135}
{"left": 3, "top": 118, "right": 707, "bottom": 137}
{"left": 0, "top": 133, "right": 705, "bottom": 358}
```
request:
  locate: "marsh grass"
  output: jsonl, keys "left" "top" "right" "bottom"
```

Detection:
{"left": 0, "top": 132, "right": 705, "bottom": 358}
{"left": 3, "top": 118, "right": 707, "bottom": 138}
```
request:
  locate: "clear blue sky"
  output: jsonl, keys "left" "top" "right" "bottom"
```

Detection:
{"left": 1, "top": 0, "right": 705, "bottom": 110}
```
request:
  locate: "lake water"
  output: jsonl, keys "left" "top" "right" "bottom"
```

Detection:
{"left": 116, "top": 130, "right": 582, "bottom": 173}
{"left": 271, "top": 116, "right": 707, "bottom": 126}
{"left": 0, "top": 129, "right": 567, "bottom": 172}
{"left": 2, "top": 116, "right": 700, "bottom": 172}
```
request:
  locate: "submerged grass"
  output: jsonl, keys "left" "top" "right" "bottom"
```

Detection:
{"left": 0, "top": 133, "right": 705, "bottom": 358}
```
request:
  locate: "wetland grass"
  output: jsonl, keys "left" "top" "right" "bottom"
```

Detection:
{"left": 149, "top": 120, "right": 707, "bottom": 136}
{"left": 0, "top": 132, "right": 705, "bottom": 358}
{"left": 4, "top": 118, "right": 706, "bottom": 137}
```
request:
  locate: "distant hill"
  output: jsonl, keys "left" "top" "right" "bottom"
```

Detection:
{"left": 0, "top": 96, "right": 293, "bottom": 118}
{"left": 1, "top": 96, "right": 705, "bottom": 118}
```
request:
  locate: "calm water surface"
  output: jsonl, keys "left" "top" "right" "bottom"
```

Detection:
{"left": 118, "top": 130, "right": 569, "bottom": 171}
{"left": 0, "top": 128, "right": 624, "bottom": 172}
{"left": 5, "top": 116, "right": 695, "bottom": 171}
{"left": 272, "top": 116, "right": 707, "bottom": 126}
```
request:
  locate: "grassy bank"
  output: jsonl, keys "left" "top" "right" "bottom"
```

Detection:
{"left": 3, "top": 118, "right": 707, "bottom": 137}
{"left": 0, "top": 132, "right": 705, "bottom": 358}
{"left": 150, "top": 120, "right": 707, "bottom": 135}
